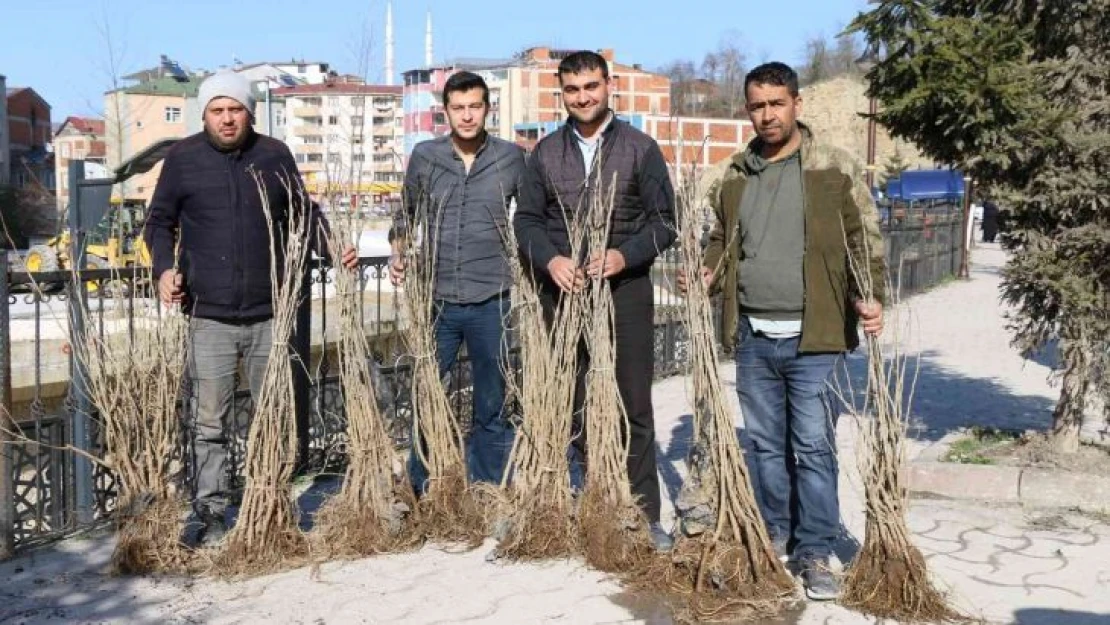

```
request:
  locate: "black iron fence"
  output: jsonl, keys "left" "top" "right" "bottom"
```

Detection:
{"left": 1, "top": 211, "right": 962, "bottom": 555}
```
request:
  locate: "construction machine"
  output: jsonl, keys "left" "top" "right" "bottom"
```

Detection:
{"left": 24, "top": 198, "right": 150, "bottom": 272}
{"left": 23, "top": 138, "right": 178, "bottom": 278}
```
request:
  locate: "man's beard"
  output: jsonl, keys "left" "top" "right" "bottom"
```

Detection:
{"left": 206, "top": 125, "right": 248, "bottom": 150}
{"left": 570, "top": 102, "right": 608, "bottom": 125}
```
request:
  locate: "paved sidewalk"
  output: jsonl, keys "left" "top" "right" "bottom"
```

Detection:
{"left": 3, "top": 244, "right": 1108, "bottom": 624}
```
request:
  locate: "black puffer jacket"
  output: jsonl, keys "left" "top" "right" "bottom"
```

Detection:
{"left": 144, "top": 130, "right": 326, "bottom": 320}
{"left": 513, "top": 115, "right": 676, "bottom": 282}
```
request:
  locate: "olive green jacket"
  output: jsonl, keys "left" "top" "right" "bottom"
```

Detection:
{"left": 702, "top": 123, "right": 887, "bottom": 352}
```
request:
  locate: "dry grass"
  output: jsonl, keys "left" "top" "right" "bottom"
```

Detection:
{"left": 838, "top": 225, "right": 962, "bottom": 622}
{"left": 309, "top": 213, "right": 422, "bottom": 558}
{"left": 651, "top": 160, "right": 794, "bottom": 621}
{"left": 215, "top": 173, "right": 312, "bottom": 576}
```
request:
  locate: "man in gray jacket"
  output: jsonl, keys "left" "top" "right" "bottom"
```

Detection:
{"left": 390, "top": 71, "right": 525, "bottom": 488}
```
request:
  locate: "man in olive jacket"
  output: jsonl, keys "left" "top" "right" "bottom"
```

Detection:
{"left": 683, "top": 62, "right": 886, "bottom": 600}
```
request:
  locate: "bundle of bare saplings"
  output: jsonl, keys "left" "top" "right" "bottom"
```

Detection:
{"left": 576, "top": 178, "right": 656, "bottom": 573}
{"left": 76, "top": 266, "right": 192, "bottom": 575}
{"left": 397, "top": 192, "right": 485, "bottom": 545}
{"left": 215, "top": 173, "right": 314, "bottom": 575}
{"left": 493, "top": 207, "right": 585, "bottom": 560}
{"left": 839, "top": 228, "right": 962, "bottom": 622}
{"left": 660, "top": 167, "right": 794, "bottom": 622}
{"left": 310, "top": 212, "right": 421, "bottom": 558}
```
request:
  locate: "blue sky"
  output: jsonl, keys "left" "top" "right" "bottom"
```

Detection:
{"left": 1, "top": 0, "right": 871, "bottom": 120}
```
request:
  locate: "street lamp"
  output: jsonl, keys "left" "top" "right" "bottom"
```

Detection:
{"left": 855, "top": 47, "right": 880, "bottom": 191}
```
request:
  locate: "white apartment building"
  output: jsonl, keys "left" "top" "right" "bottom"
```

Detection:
{"left": 272, "top": 81, "right": 404, "bottom": 205}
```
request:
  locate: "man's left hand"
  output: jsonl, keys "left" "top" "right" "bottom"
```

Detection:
{"left": 585, "top": 249, "right": 626, "bottom": 279}
{"left": 855, "top": 299, "right": 884, "bottom": 336}
{"left": 339, "top": 245, "right": 359, "bottom": 271}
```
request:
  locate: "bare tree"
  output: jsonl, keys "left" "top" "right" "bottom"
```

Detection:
{"left": 799, "top": 35, "right": 832, "bottom": 86}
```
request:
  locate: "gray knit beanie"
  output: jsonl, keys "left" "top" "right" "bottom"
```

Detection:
{"left": 198, "top": 70, "right": 256, "bottom": 115}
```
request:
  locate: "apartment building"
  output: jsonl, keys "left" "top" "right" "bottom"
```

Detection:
{"left": 104, "top": 68, "right": 201, "bottom": 204}
{"left": 273, "top": 80, "right": 404, "bottom": 205}
{"left": 6, "top": 86, "right": 54, "bottom": 192}
{"left": 53, "top": 117, "right": 107, "bottom": 210}
{"left": 402, "top": 47, "right": 671, "bottom": 154}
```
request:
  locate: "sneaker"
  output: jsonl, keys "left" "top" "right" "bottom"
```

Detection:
{"left": 181, "top": 505, "right": 228, "bottom": 549}
{"left": 800, "top": 558, "right": 840, "bottom": 601}
{"left": 199, "top": 509, "right": 228, "bottom": 548}
{"left": 649, "top": 522, "right": 674, "bottom": 553}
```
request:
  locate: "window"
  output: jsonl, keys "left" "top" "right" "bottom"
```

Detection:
{"left": 164, "top": 107, "right": 182, "bottom": 123}
{"left": 327, "top": 152, "right": 341, "bottom": 163}
{"left": 304, "top": 136, "right": 323, "bottom": 145}
{"left": 351, "top": 116, "right": 364, "bottom": 126}
{"left": 307, "top": 154, "right": 323, "bottom": 163}
{"left": 433, "top": 112, "right": 446, "bottom": 126}
{"left": 373, "top": 153, "right": 393, "bottom": 163}
{"left": 328, "top": 115, "right": 339, "bottom": 125}
{"left": 352, "top": 154, "right": 365, "bottom": 162}
{"left": 351, "top": 96, "right": 365, "bottom": 106}
{"left": 295, "top": 153, "right": 307, "bottom": 164}
{"left": 297, "top": 64, "right": 306, "bottom": 74}
{"left": 327, "top": 97, "right": 339, "bottom": 106}
{"left": 302, "top": 97, "right": 322, "bottom": 106}
{"left": 275, "top": 110, "right": 286, "bottom": 127}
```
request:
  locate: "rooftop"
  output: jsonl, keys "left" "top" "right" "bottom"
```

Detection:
{"left": 272, "top": 82, "right": 402, "bottom": 96}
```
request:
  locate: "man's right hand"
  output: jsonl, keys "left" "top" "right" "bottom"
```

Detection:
{"left": 388, "top": 254, "right": 406, "bottom": 286}
{"left": 546, "top": 255, "right": 585, "bottom": 293}
{"left": 158, "top": 269, "right": 184, "bottom": 305}
{"left": 676, "top": 266, "right": 713, "bottom": 295}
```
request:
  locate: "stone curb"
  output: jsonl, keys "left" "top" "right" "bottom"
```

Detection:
{"left": 907, "top": 462, "right": 1110, "bottom": 513}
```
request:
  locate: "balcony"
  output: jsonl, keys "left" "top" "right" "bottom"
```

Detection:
{"left": 295, "top": 144, "right": 325, "bottom": 154}
{"left": 298, "top": 161, "right": 324, "bottom": 172}
{"left": 293, "top": 106, "right": 321, "bottom": 117}
{"left": 292, "top": 125, "right": 324, "bottom": 137}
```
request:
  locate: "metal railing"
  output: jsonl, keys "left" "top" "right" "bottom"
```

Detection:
{"left": 1, "top": 211, "right": 962, "bottom": 555}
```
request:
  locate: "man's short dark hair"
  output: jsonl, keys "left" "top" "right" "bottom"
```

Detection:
{"left": 744, "top": 62, "right": 800, "bottom": 99}
{"left": 443, "top": 71, "right": 489, "bottom": 106}
{"left": 557, "top": 51, "right": 610, "bottom": 83}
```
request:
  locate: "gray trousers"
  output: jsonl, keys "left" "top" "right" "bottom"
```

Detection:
{"left": 186, "top": 317, "right": 273, "bottom": 514}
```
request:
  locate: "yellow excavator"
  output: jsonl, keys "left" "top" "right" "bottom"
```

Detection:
{"left": 23, "top": 198, "right": 151, "bottom": 273}
{"left": 22, "top": 139, "right": 178, "bottom": 288}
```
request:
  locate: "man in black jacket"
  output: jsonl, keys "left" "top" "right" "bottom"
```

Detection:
{"left": 144, "top": 70, "right": 355, "bottom": 546}
{"left": 513, "top": 51, "right": 677, "bottom": 550}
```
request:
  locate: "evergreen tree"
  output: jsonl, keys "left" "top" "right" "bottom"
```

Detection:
{"left": 849, "top": 0, "right": 1109, "bottom": 451}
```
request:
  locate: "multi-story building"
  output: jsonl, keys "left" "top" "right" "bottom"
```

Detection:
{"left": 104, "top": 65, "right": 202, "bottom": 204}
{"left": 0, "top": 73, "right": 9, "bottom": 186}
{"left": 402, "top": 47, "right": 672, "bottom": 154}
{"left": 104, "top": 57, "right": 339, "bottom": 204}
{"left": 53, "top": 117, "right": 107, "bottom": 210}
{"left": 273, "top": 79, "right": 404, "bottom": 206}
{"left": 6, "top": 86, "right": 54, "bottom": 192}
{"left": 233, "top": 60, "right": 335, "bottom": 140}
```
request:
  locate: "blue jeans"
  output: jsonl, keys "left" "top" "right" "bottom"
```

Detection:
{"left": 409, "top": 295, "right": 514, "bottom": 490}
{"left": 735, "top": 316, "right": 841, "bottom": 562}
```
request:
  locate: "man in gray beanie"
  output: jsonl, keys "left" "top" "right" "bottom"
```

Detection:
{"left": 144, "top": 70, "right": 357, "bottom": 548}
